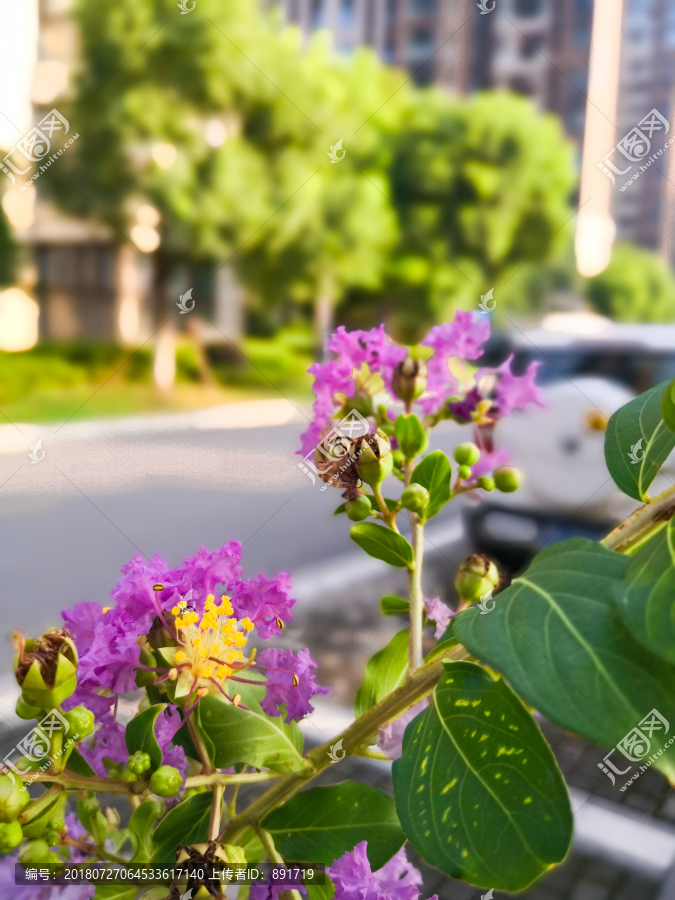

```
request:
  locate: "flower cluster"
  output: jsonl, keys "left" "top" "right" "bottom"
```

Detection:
{"left": 298, "top": 312, "right": 543, "bottom": 474}
{"left": 61, "top": 543, "right": 325, "bottom": 775}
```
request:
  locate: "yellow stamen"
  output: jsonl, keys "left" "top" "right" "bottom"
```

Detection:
{"left": 175, "top": 651, "right": 185, "bottom": 662}
{"left": 242, "top": 618, "right": 254, "bottom": 631}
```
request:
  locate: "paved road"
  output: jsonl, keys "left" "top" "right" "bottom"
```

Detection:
{"left": 0, "top": 406, "right": 467, "bottom": 672}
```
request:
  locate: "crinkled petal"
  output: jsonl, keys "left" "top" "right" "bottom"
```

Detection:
{"left": 231, "top": 572, "right": 295, "bottom": 638}
{"left": 258, "top": 647, "right": 329, "bottom": 723}
{"left": 377, "top": 700, "right": 428, "bottom": 761}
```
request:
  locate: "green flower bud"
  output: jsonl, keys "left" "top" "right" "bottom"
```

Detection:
{"left": 64, "top": 706, "right": 95, "bottom": 739}
{"left": 15, "top": 697, "right": 42, "bottom": 721}
{"left": 477, "top": 476, "right": 495, "bottom": 492}
{"left": 454, "top": 555, "right": 500, "bottom": 603}
{"left": 400, "top": 484, "right": 429, "bottom": 516}
{"left": 392, "top": 356, "right": 427, "bottom": 403}
{"left": 494, "top": 467, "right": 523, "bottom": 493}
{"left": 454, "top": 442, "right": 481, "bottom": 466}
{"left": 13, "top": 630, "right": 78, "bottom": 709}
{"left": 345, "top": 495, "right": 371, "bottom": 522}
{"left": 121, "top": 769, "right": 138, "bottom": 783}
{"left": 127, "top": 751, "right": 152, "bottom": 776}
{"left": 392, "top": 449, "right": 404, "bottom": 468}
{"left": 150, "top": 765, "right": 182, "bottom": 798}
{"left": 352, "top": 431, "right": 393, "bottom": 489}
{"left": 19, "top": 839, "right": 62, "bottom": 866}
{"left": 0, "top": 821, "right": 23, "bottom": 854}
{"left": 0, "top": 774, "right": 30, "bottom": 823}
{"left": 458, "top": 465, "right": 472, "bottom": 481}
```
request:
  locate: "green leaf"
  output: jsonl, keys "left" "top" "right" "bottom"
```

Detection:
{"left": 307, "top": 879, "right": 335, "bottom": 900}
{"left": 662, "top": 378, "right": 675, "bottom": 432}
{"left": 613, "top": 518, "right": 675, "bottom": 664}
{"left": 196, "top": 680, "right": 308, "bottom": 773}
{"left": 424, "top": 625, "right": 459, "bottom": 664}
{"left": 410, "top": 451, "right": 451, "bottom": 520}
{"left": 125, "top": 704, "right": 166, "bottom": 771}
{"left": 128, "top": 800, "right": 162, "bottom": 862}
{"left": 151, "top": 792, "right": 212, "bottom": 863}
{"left": 96, "top": 887, "right": 139, "bottom": 900}
{"left": 65, "top": 747, "right": 95, "bottom": 777}
{"left": 350, "top": 522, "right": 414, "bottom": 568}
{"left": 393, "top": 661, "right": 572, "bottom": 891}
{"left": 237, "top": 828, "right": 266, "bottom": 863}
{"left": 605, "top": 380, "right": 675, "bottom": 501}
{"left": 453, "top": 539, "right": 675, "bottom": 781}
{"left": 355, "top": 630, "right": 409, "bottom": 718}
{"left": 380, "top": 595, "right": 410, "bottom": 616}
{"left": 395, "top": 414, "right": 428, "bottom": 459}
{"left": 262, "top": 782, "right": 405, "bottom": 870}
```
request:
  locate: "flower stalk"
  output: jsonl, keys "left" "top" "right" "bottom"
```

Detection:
{"left": 408, "top": 516, "right": 425, "bottom": 673}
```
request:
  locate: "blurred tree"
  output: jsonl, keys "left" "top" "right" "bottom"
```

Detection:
{"left": 48, "top": 0, "right": 400, "bottom": 347}
{"left": 0, "top": 205, "right": 16, "bottom": 287}
{"left": 584, "top": 242, "right": 675, "bottom": 322}
{"left": 352, "top": 90, "right": 578, "bottom": 340}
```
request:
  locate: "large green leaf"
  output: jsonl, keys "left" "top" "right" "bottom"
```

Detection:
{"left": 197, "top": 679, "right": 308, "bottom": 774}
{"left": 614, "top": 518, "right": 675, "bottom": 664}
{"left": 350, "top": 522, "right": 414, "bottom": 568}
{"left": 454, "top": 539, "right": 675, "bottom": 780}
{"left": 262, "top": 782, "right": 405, "bottom": 870}
{"left": 125, "top": 703, "right": 166, "bottom": 770}
{"left": 410, "top": 451, "right": 452, "bottom": 520}
{"left": 605, "top": 380, "right": 675, "bottom": 501}
{"left": 151, "top": 792, "right": 212, "bottom": 863}
{"left": 661, "top": 378, "right": 675, "bottom": 432}
{"left": 128, "top": 800, "right": 162, "bottom": 862}
{"left": 392, "top": 661, "right": 572, "bottom": 891}
{"left": 355, "top": 630, "right": 409, "bottom": 718}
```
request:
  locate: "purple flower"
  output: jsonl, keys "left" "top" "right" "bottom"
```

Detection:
{"left": 419, "top": 312, "right": 490, "bottom": 415}
{"left": 77, "top": 718, "right": 128, "bottom": 777}
{"left": 231, "top": 573, "right": 295, "bottom": 639}
{"left": 110, "top": 553, "right": 170, "bottom": 634}
{"left": 446, "top": 386, "right": 483, "bottom": 423}
{"left": 166, "top": 542, "right": 242, "bottom": 607}
{"left": 423, "top": 598, "right": 454, "bottom": 640}
{"left": 377, "top": 701, "right": 428, "bottom": 761}
{"left": 299, "top": 360, "right": 355, "bottom": 458}
{"left": 479, "top": 354, "right": 544, "bottom": 417}
{"left": 329, "top": 841, "right": 431, "bottom": 900}
{"left": 257, "top": 648, "right": 329, "bottom": 722}
{"left": 471, "top": 446, "right": 512, "bottom": 478}
{"left": 155, "top": 705, "right": 187, "bottom": 773}
{"left": 326, "top": 326, "right": 407, "bottom": 389}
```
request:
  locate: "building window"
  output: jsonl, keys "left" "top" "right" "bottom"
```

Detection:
{"left": 520, "top": 33, "right": 545, "bottom": 58}
{"left": 407, "top": 30, "right": 435, "bottom": 63}
{"left": 513, "top": 0, "right": 544, "bottom": 16}
{"left": 340, "top": 0, "right": 356, "bottom": 28}
{"left": 573, "top": 0, "right": 593, "bottom": 46}
{"left": 311, "top": 0, "right": 325, "bottom": 27}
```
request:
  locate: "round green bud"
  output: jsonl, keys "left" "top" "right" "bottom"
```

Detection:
{"left": 0, "top": 821, "right": 23, "bottom": 854}
{"left": 150, "top": 766, "right": 182, "bottom": 798}
{"left": 64, "top": 706, "right": 95, "bottom": 739}
{"left": 477, "top": 476, "right": 495, "bottom": 492}
{"left": 345, "top": 495, "right": 371, "bottom": 522}
{"left": 458, "top": 465, "right": 472, "bottom": 481}
{"left": 121, "top": 769, "right": 137, "bottom": 783}
{"left": 400, "top": 483, "right": 430, "bottom": 515}
{"left": 392, "top": 449, "right": 404, "bottom": 468}
{"left": 19, "top": 839, "right": 61, "bottom": 866}
{"left": 493, "top": 467, "right": 523, "bottom": 493}
{"left": 454, "top": 555, "right": 500, "bottom": 603}
{"left": 0, "top": 774, "right": 30, "bottom": 823}
{"left": 127, "top": 751, "right": 152, "bottom": 776}
{"left": 454, "top": 442, "right": 481, "bottom": 467}
{"left": 15, "top": 697, "right": 42, "bottom": 721}
{"left": 392, "top": 356, "right": 427, "bottom": 403}
{"left": 352, "top": 431, "right": 393, "bottom": 489}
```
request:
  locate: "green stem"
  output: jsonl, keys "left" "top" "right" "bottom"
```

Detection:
{"left": 188, "top": 715, "right": 214, "bottom": 775}
{"left": 220, "top": 647, "right": 468, "bottom": 845}
{"left": 186, "top": 771, "right": 279, "bottom": 788}
{"left": 255, "top": 827, "right": 304, "bottom": 900}
{"left": 373, "top": 484, "right": 399, "bottom": 532}
{"left": 208, "top": 783, "right": 224, "bottom": 842}
{"left": 602, "top": 484, "right": 675, "bottom": 553}
{"left": 19, "top": 785, "right": 64, "bottom": 824}
{"left": 19, "top": 772, "right": 140, "bottom": 795}
{"left": 408, "top": 515, "right": 425, "bottom": 673}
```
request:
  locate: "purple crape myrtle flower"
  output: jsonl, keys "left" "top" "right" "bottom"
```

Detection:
{"left": 423, "top": 598, "right": 454, "bottom": 640}
{"left": 377, "top": 700, "right": 428, "bottom": 761}
{"left": 446, "top": 386, "right": 483, "bottom": 423}
{"left": 231, "top": 572, "right": 296, "bottom": 638}
{"left": 419, "top": 312, "right": 490, "bottom": 415}
{"left": 329, "top": 841, "right": 436, "bottom": 900}
{"left": 257, "top": 647, "right": 329, "bottom": 723}
{"left": 490, "top": 354, "right": 544, "bottom": 416}
{"left": 471, "top": 446, "right": 512, "bottom": 478}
